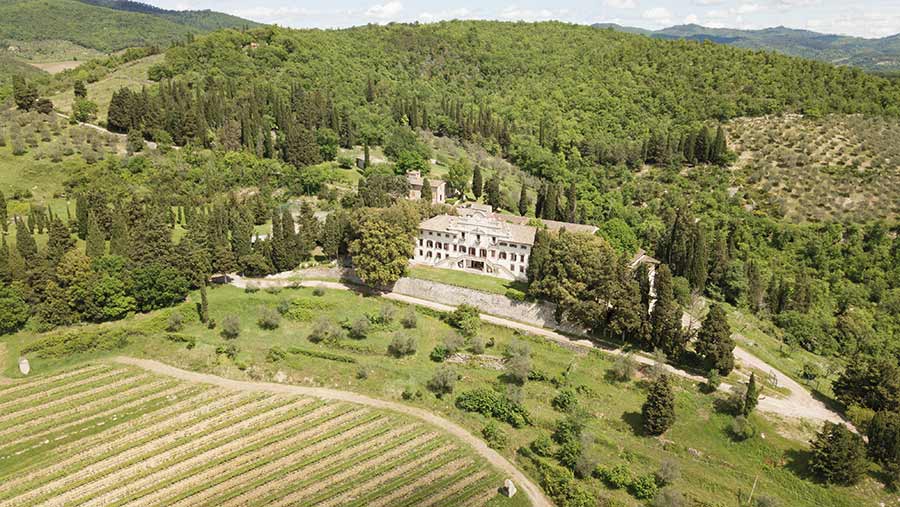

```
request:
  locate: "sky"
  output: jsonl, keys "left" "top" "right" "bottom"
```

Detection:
{"left": 151, "top": 0, "right": 900, "bottom": 38}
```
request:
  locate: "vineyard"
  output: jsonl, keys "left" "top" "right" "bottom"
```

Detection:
{"left": 0, "top": 363, "right": 511, "bottom": 506}
{"left": 726, "top": 114, "right": 900, "bottom": 222}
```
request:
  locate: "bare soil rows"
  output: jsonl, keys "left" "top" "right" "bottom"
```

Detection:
{"left": 0, "top": 372, "right": 148, "bottom": 426}
{"left": 116, "top": 403, "right": 341, "bottom": 507}
{"left": 0, "top": 392, "right": 267, "bottom": 507}
{"left": 365, "top": 457, "right": 473, "bottom": 507}
{"left": 169, "top": 408, "right": 377, "bottom": 507}
{"left": 416, "top": 469, "right": 493, "bottom": 507}
{"left": 79, "top": 398, "right": 321, "bottom": 507}
{"left": 313, "top": 441, "right": 453, "bottom": 507}
{"left": 273, "top": 431, "right": 440, "bottom": 506}
{"left": 0, "top": 379, "right": 173, "bottom": 441}
{"left": 0, "top": 365, "right": 109, "bottom": 397}
{"left": 0, "top": 367, "right": 125, "bottom": 412}
{"left": 216, "top": 416, "right": 394, "bottom": 507}
{"left": 1, "top": 383, "right": 188, "bottom": 451}
{"left": 0, "top": 388, "right": 223, "bottom": 500}
{"left": 39, "top": 396, "right": 299, "bottom": 507}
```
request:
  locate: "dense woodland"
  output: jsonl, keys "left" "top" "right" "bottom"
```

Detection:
{"left": 1, "top": 19, "right": 900, "bottom": 507}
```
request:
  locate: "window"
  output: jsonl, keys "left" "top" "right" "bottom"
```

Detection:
{"left": 520, "top": 265, "right": 525, "bottom": 273}
{"left": 436, "top": 253, "right": 442, "bottom": 259}
{"left": 499, "top": 252, "right": 507, "bottom": 260}
{"left": 426, "top": 240, "right": 433, "bottom": 248}
{"left": 468, "top": 247, "right": 476, "bottom": 256}
{"left": 418, "top": 239, "right": 423, "bottom": 246}
{"left": 480, "top": 249, "right": 487, "bottom": 258}
{"left": 511, "top": 253, "right": 517, "bottom": 262}
{"left": 419, "top": 250, "right": 423, "bottom": 256}
{"left": 426, "top": 251, "right": 432, "bottom": 258}
{"left": 477, "top": 235, "right": 481, "bottom": 242}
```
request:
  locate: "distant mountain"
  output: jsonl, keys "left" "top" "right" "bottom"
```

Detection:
{"left": 0, "top": 0, "right": 260, "bottom": 55}
{"left": 593, "top": 23, "right": 900, "bottom": 73}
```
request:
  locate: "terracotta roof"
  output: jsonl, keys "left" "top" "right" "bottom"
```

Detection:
{"left": 496, "top": 214, "right": 599, "bottom": 235}
{"left": 629, "top": 248, "right": 661, "bottom": 268}
{"left": 407, "top": 172, "right": 445, "bottom": 188}
{"left": 419, "top": 213, "right": 535, "bottom": 246}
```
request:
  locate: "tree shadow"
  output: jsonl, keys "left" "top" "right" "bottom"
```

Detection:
{"left": 621, "top": 411, "right": 643, "bottom": 436}
{"left": 784, "top": 448, "right": 815, "bottom": 481}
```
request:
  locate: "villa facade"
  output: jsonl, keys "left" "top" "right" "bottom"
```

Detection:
{"left": 407, "top": 170, "right": 446, "bottom": 204}
{"left": 413, "top": 204, "right": 534, "bottom": 281}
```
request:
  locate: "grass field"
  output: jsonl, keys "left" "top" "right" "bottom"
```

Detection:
{"left": 50, "top": 54, "right": 163, "bottom": 123}
{"left": 0, "top": 362, "right": 520, "bottom": 507}
{"left": 3, "top": 285, "right": 892, "bottom": 507}
{"left": 727, "top": 114, "right": 900, "bottom": 222}
{"left": 408, "top": 265, "right": 528, "bottom": 296}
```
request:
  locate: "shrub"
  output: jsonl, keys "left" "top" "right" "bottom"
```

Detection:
{"left": 846, "top": 404, "right": 875, "bottom": 433}
{"left": 730, "top": 416, "right": 756, "bottom": 441}
{"left": 276, "top": 299, "right": 291, "bottom": 316}
{"left": 504, "top": 340, "right": 532, "bottom": 385}
{"left": 469, "top": 336, "right": 485, "bottom": 354}
{"left": 430, "top": 345, "right": 449, "bottom": 362}
{"left": 348, "top": 317, "right": 370, "bottom": 339}
{"left": 628, "top": 474, "right": 659, "bottom": 500}
{"left": 375, "top": 304, "right": 395, "bottom": 325}
{"left": 285, "top": 298, "right": 332, "bottom": 321}
{"left": 655, "top": 459, "right": 681, "bottom": 486}
{"left": 705, "top": 368, "right": 722, "bottom": 393}
{"left": 530, "top": 434, "right": 554, "bottom": 457}
{"left": 207, "top": 319, "right": 216, "bottom": 330}
{"left": 446, "top": 304, "right": 480, "bottom": 337}
{"left": 651, "top": 488, "right": 686, "bottom": 507}
{"left": 165, "top": 312, "right": 184, "bottom": 332}
{"left": 267, "top": 346, "right": 287, "bottom": 362}
{"left": 221, "top": 316, "right": 240, "bottom": 339}
{"left": 312, "top": 287, "right": 325, "bottom": 296}
{"left": 289, "top": 347, "right": 356, "bottom": 363}
{"left": 388, "top": 334, "right": 417, "bottom": 357}
{"left": 257, "top": 307, "right": 281, "bottom": 330}
{"left": 402, "top": 386, "right": 423, "bottom": 400}
{"left": 443, "top": 334, "right": 466, "bottom": 354}
{"left": 505, "top": 288, "right": 526, "bottom": 301}
{"left": 264, "top": 286, "right": 282, "bottom": 295}
{"left": 609, "top": 354, "right": 637, "bottom": 382}
{"left": 595, "top": 464, "right": 632, "bottom": 489}
{"left": 164, "top": 333, "right": 195, "bottom": 349}
{"left": 455, "top": 388, "right": 531, "bottom": 427}
{"left": 244, "top": 283, "right": 260, "bottom": 293}
{"left": 755, "top": 496, "right": 779, "bottom": 507}
{"left": 356, "top": 365, "right": 370, "bottom": 379}
{"left": 427, "top": 366, "right": 457, "bottom": 397}
{"left": 400, "top": 307, "right": 417, "bottom": 328}
{"left": 216, "top": 343, "right": 239, "bottom": 360}
{"left": 552, "top": 388, "right": 579, "bottom": 412}
{"left": 308, "top": 319, "right": 342, "bottom": 343}
{"left": 481, "top": 421, "right": 508, "bottom": 449}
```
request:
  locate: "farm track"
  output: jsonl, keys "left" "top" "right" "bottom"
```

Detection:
{"left": 4, "top": 362, "right": 517, "bottom": 507}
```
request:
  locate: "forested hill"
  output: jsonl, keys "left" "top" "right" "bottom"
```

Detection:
{"left": 152, "top": 21, "right": 900, "bottom": 155}
{"left": 0, "top": 0, "right": 258, "bottom": 54}
{"left": 594, "top": 23, "right": 900, "bottom": 73}
{"left": 76, "top": 0, "right": 262, "bottom": 32}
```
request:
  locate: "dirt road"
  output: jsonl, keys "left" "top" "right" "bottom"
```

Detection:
{"left": 115, "top": 356, "right": 553, "bottom": 507}
{"left": 229, "top": 274, "right": 848, "bottom": 426}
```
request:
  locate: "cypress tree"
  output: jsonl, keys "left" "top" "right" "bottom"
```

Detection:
{"left": 75, "top": 194, "right": 89, "bottom": 240}
{"left": 74, "top": 80, "right": 87, "bottom": 99}
{"left": 0, "top": 236, "right": 9, "bottom": 283}
{"left": 0, "top": 190, "right": 7, "bottom": 232}
{"left": 543, "top": 184, "right": 559, "bottom": 221}
{"left": 642, "top": 374, "right": 676, "bottom": 435}
{"left": 565, "top": 181, "right": 577, "bottom": 222}
{"left": 485, "top": 176, "right": 502, "bottom": 211}
{"left": 517, "top": 181, "right": 528, "bottom": 216}
{"left": 109, "top": 209, "right": 129, "bottom": 257}
{"left": 472, "top": 166, "right": 483, "bottom": 199}
{"left": 46, "top": 217, "right": 75, "bottom": 268}
{"left": 420, "top": 177, "right": 433, "bottom": 202}
{"left": 712, "top": 125, "right": 727, "bottom": 165}
{"left": 295, "top": 202, "right": 318, "bottom": 261}
{"left": 199, "top": 282, "right": 209, "bottom": 323}
{"left": 364, "top": 143, "right": 370, "bottom": 168}
{"left": 695, "top": 304, "right": 734, "bottom": 374}
{"left": 534, "top": 182, "right": 546, "bottom": 219}
{"left": 231, "top": 208, "right": 253, "bottom": 261}
{"left": 651, "top": 265, "right": 683, "bottom": 357}
{"left": 743, "top": 372, "right": 760, "bottom": 416}
{"left": 525, "top": 228, "right": 551, "bottom": 283}
{"left": 85, "top": 212, "right": 106, "bottom": 258}
{"left": 14, "top": 218, "right": 38, "bottom": 264}
{"left": 686, "top": 222, "right": 708, "bottom": 290}
{"left": 321, "top": 210, "right": 349, "bottom": 260}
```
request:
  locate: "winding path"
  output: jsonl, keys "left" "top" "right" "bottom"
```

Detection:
{"left": 114, "top": 356, "right": 553, "bottom": 507}
{"left": 230, "top": 274, "right": 848, "bottom": 426}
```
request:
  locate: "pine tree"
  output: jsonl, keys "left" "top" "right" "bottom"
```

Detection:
{"left": 651, "top": 265, "right": 684, "bottom": 357}
{"left": 810, "top": 422, "right": 868, "bottom": 485}
{"left": 420, "top": 177, "right": 433, "bottom": 203}
{"left": 85, "top": 212, "right": 106, "bottom": 258}
{"left": 642, "top": 374, "right": 676, "bottom": 435}
{"left": 695, "top": 304, "right": 735, "bottom": 374}
{"left": 743, "top": 372, "right": 760, "bottom": 416}
{"left": 472, "top": 166, "right": 483, "bottom": 199}
{"left": 867, "top": 411, "right": 900, "bottom": 470}
{"left": 73, "top": 80, "right": 87, "bottom": 99}
{"left": 517, "top": 181, "right": 528, "bottom": 216}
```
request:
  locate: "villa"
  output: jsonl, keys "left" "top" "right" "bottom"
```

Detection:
{"left": 406, "top": 170, "right": 446, "bottom": 204}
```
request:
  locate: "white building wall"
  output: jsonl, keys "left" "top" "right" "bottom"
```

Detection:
{"left": 413, "top": 229, "right": 531, "bottom": 281}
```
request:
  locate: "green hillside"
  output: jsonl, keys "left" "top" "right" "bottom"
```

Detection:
{"left": 595, "top": 23, "right": 900, "bottom": 73}
{"left": 0, "top": 54, "right": 48, "bottom": 101}
{"left": 76, "top": 0, "right": 261, "bottom": 32}
{"left": 0, "top": 0, "right": 259, "bottom": 56}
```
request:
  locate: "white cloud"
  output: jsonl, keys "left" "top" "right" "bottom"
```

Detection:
{"left": 603, "top": 0, "right": 637, "bottom": 9}
{"left": 694, "top": 0, "right": 723, "bottom": 4}
{"left": 642, "top": 7, "right": 673, "bottom": 25}
{"left": 365, "top": 1, "right": 403, "bottom": 19}
{"left": 497, "top": 5, "right": 571, "bottom": 22}
{"left": 419, "top": 8, "right": 474, "bottom": 21}
{"left": 734, "top": 3, "right": 763, "bottom": 14}
{"left": 684, "top": 14, "right": 699, "bottom": 24}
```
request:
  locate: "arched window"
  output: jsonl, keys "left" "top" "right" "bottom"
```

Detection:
{"left": 426, "top": 240, "right": 433, "bottom": 248}
{"left": 436, "top": 253, "right": 442, "bottom": 259}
